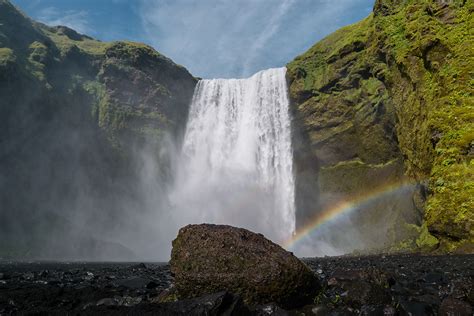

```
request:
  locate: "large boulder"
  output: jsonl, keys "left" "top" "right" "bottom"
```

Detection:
{"left": 170, "top": 224, "right": 320, "bottom": 308}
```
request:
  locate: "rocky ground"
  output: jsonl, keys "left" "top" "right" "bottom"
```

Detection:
{"left": 0, "top": 254, "right": 472, "bottom": 315}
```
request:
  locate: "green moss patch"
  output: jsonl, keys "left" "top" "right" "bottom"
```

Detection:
{"left": 288, "top": 0, "right": 473, "bottom": 251}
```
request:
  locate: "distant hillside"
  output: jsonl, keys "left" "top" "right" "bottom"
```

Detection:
{"left": 0, "top": 0, "right": 197, "bottom": 259}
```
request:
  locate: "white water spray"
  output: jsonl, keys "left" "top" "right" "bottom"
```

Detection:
{"left": 170, "top": 67, "right": 295, "bottom": 243}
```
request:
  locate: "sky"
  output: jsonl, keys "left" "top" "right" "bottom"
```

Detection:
{"left": 12, "top": 0, "right": 375, "bottom": 79}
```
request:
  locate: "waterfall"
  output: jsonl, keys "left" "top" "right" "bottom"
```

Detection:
{"left": 170, "top": 67, "right": 295, "bottom": 243}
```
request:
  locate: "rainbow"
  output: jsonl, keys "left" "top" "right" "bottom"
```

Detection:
{"left": 283, "top": 181, "right": 415, "bottom": 249}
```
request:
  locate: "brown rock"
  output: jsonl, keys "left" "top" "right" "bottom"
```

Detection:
{"left": 170, "top": 224, "right": 320, "bottom": 308}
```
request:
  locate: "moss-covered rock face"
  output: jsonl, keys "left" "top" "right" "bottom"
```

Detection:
{"left": 0, "top": 0, "right": 197, "bottom": 259}
{"left": 170, "top": 224, "right": 320, "bottom": 308}
{"left": 288, "top": 0, "right": 473, "bottom": 252}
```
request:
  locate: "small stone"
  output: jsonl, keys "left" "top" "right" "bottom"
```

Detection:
{"left": 84, "top": 272, "right": 94, "bottom": 281}
{"left": 34, "top": 280, "right": 48, "bottom": 285}
{"left": 311, "top": 305, "right": 330, "bottom": 315}
{"left": 255, "top": 303, "right": 289, "bottom": 315}
{"left": 383, "top": 306, "right": 396, "bottom": 316}
{"left": 119, "top": 296, "right": 143, "bottom": 307}
{"left": 82, "top": 303, "right": 94, "bottom": 310}
{"left": 146, "top": 281, "right": 159, "bottom": 289}
{"left": 160, "top": 292, "right": 250, "bottom": 315}
{"left": 22, "top": 272, "right": 34, "bottom": 280}
{"left": 96, "top": 298, "right": 118, "bottom": 306}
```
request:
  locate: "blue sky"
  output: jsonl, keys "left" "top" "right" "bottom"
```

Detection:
{"left": 12, "top": 0, "right": 375, "bottom": 79}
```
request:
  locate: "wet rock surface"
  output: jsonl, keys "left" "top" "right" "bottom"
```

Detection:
{"left": 0, "top": 254, "right": 472, "bottom": 315}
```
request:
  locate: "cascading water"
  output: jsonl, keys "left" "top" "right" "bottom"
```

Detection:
{"left": 170, "top": 67, "right": 295, "bottom": 243}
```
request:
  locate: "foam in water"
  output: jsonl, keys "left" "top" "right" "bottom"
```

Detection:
{"left": 170, "top": 67, "right": 295, "bottom": 243}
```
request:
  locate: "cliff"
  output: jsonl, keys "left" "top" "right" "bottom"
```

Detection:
{"left": 0, "top": 0, "right": 197, "bottom": 259}
{"left": 287, "top": 0, "right": 473, "bottom": 252}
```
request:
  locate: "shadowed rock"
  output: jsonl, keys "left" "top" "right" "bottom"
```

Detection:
{"left": 170, "top": 224, "right": 320, "bottom": 308}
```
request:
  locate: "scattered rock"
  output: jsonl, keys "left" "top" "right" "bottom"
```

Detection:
{"left": 151, "top": 287, "right": 178, "bottom": 304}
{"left": 170, "top": 224, "right": 320, "bottom": 308}
{"left": 131, "top": 263, "right": 147, "bottom": 270}
{"left": 397, "top": 300, "right": 434, "bottom": 315}
{"left": 0, "top": 254, "right": 473, "bottom": 314}
{"left": 160, "top": 291, "right": 250, "bottom": 315}
{"left": 360, "top": 305, "right": 394, "bottom": 316}
{"left": 310, "top": 305, "right": 330, "bottom": 315}
{"left": 253, "top": 303, "right": 289, "bottom": 315}
{"left": 439, "top": 297, "right": 472, "bottom": 316}
{"left": 146, "top": 281, "right": 159, "bottom": 289}
{"left": 423, "top": 272, "right": 444, "bottom": 284}
{"left": 117, "top": 296, "right": 143, "bottom": 307}
{"left": 116, "top": 277, "right": 151, "bottom": 289}
{"left": 83, "top": 272, "right": 94, "bottom": 281}
{"left": 327, "top": 269, "right": 391, "bottom": 307}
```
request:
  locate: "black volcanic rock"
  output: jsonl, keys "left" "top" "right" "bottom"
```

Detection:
{"left": 170, "top": 224, "right": 320, "bottom": 308}
{"left": 0, "top": 255, "right": 473, "bottom": 314}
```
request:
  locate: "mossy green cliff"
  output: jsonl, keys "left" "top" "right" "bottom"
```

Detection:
{"left": 0, "top": 0, "right": 197, "bottom": 259}
{"left": 288, "top": 0, "right": 473, "bottom": 252}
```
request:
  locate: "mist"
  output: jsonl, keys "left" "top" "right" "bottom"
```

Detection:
{"left": 290, "top": 184, "right": 419, "bottom": 257}
{"left": 0, "top": 63, "right": 419, "bottom": 261}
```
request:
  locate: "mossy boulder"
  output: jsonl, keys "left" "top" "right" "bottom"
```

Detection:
{"left": 170, "top": 224, "right": 320, "bottom": 308}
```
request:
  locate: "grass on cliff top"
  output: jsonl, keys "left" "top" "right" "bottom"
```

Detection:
{"left": 287, "top": 15, "right": 373, "bottom": 91}
{"left": 40, "top": 26, "right": 110, "bottom": 56}
{"left": 104, "top": 40, "right": 189, "bottom": 71}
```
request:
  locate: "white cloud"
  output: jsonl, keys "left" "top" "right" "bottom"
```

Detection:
{"left": 139, "top": 0, "right": 374, "bottom": 79}
{"left": 241, "top": 0, "right": 295, "bottom": 76}
{"left": 37, "top": 6, "right": 90, "bottom": 34}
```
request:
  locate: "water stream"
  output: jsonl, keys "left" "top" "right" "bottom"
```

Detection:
{"left": 170, "top": 67, "right": 295, "bottom": 243}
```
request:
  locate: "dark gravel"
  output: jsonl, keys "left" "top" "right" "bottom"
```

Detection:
{"left": 303, "top": 254, "right": 473, "bottom": 315}
{"left": 0, "top": 254, "right": 472, "bottom": 315}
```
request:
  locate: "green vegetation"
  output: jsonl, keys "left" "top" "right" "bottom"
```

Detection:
{"left": 288, "top": 0, "right": 473, "bottom": 251}
{"left": 27, "top": 41, "right": 48, "bottom": 81}
{"left": 0, "top": 47, "right": 15, "bottom": 65}
{"left": 40, "top": 26, "right": 110, "bottom": 56}
{"left": 372, "top": 0, "right": 473, "bottom": 246}
{"left": 416, "top": 223, "right": 440, "bottom": 251}
{"left": 319, "top": 158, "right": 404, "bottom": 196}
